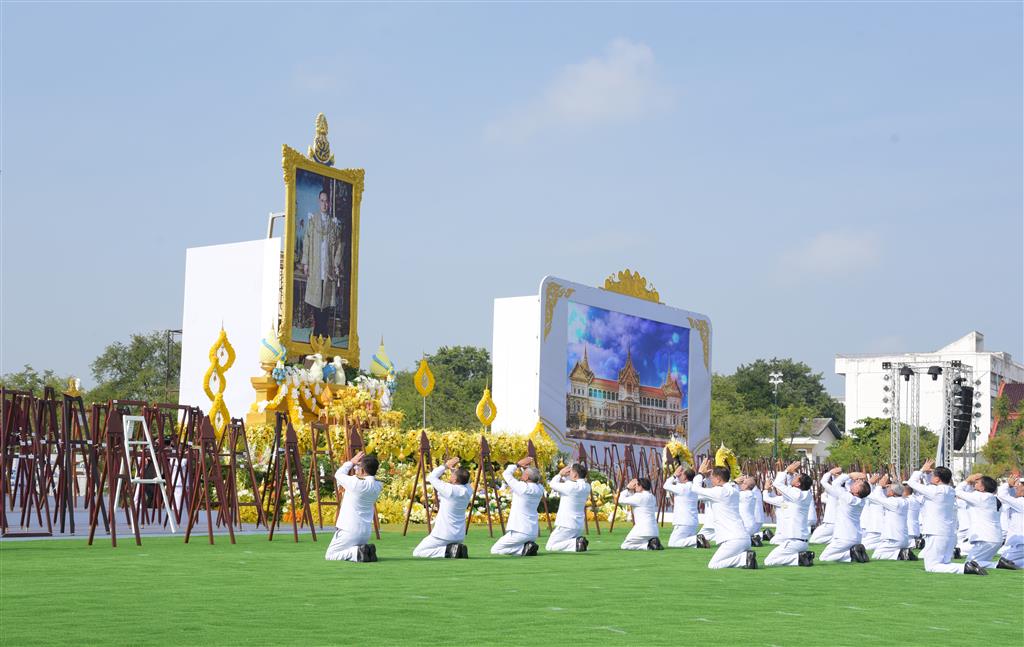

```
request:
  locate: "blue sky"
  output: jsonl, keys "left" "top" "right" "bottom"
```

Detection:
{"left": 567, "top": 301, "right": 689, "bottom": 407}
{"left": 2, "top": 2, "right": 1021, "bottom": 395}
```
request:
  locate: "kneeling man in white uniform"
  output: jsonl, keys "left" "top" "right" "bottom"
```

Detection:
{"left": 664, "top": 466, "right": 702, "bottom": 548}
{"left": 763, "top": 461, "right": 815, "bottom": 567}
{"left": 546, "top": 463, "right": 592, "bottom": 552}
{"left": 413, "top": 457, "right": 472, "bottom": 559}
{"left": 618, "top": 477, "right": 663, "bottom": 550}
{"left": 325, "top": 451, "right": 383, "bottom": 562}
{"left": 491, "top": 457, "right": 544, "bottom": 556}
{"left": 691, "top": 458, "right": 757, "bottom": 569}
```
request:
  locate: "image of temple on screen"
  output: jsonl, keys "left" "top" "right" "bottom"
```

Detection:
{"left": 565, "top": 301, "right": 689, "bottom": 446}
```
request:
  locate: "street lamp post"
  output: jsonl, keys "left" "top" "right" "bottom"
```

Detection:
{"left": 769, "top": 371, "right": 784, "bottom": 461}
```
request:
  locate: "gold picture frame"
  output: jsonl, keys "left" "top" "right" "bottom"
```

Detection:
{"left": 281, "top": 143, "right": 362, "bottom": 366}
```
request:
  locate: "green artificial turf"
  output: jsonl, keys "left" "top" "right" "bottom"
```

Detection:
{"left": 2, "top": 526, "right": 1021, "bottom": 647}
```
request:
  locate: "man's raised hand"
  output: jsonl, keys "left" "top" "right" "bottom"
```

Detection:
{"left": 786, "top": 461, "right": 801, "bottom": 474}
{"left": 698, "top": 458, "right": 713, "bottom": 475}
{"left": 673, "top": 465, "right": 684, "bottom": 478}
{"left": 922, "top": 458, "right": 935, "bottom": 472}
{"left": 830, "top": 466, "right": 843, "bottom": 476}
{"left": 445, "top": 457, "right": 460, "bottom": 470}
{"left": 351, "top": 451, "right": 365, "bottom": 464}
{"left": 517, "top": 457, "right": 534, "bottom": 468}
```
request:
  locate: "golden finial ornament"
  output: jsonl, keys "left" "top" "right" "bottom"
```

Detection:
{"left": 603, "top": 269, "right": 660, "bottom": 303}
{"left": 414, "top": 358, "right": 435, "bottom": 398}
{"left": 308, "top": 112, "right": 335, "bottom": 166}
{"left": 203, "top": 328, "right": 236, "bottom": 439}
{"left": 64, "top": 377, "right": 82, "bottom": 398}
{"left": 476, "top": 386, "right": 497, "bottom": 428}
{"left": 309, "top": 333, "right": 331, "bottom": 356}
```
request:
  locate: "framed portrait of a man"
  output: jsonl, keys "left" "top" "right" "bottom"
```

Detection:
{"left": 281, "top": 144, "right": 362, "bottom": 365}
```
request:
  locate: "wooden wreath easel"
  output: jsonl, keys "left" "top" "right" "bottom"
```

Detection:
{"left": 527, "top": 439, "right": 552, "bottom": 531}
{"left": 608, "top": 444, "right": 640, "bottom": 534}
{"left": 87, "top": 407, "right": 141, "bottom": 547}
{"left": 466, "top": 435, "right": 505, "bottom": 537}
{"left": 574, "top": 443, "right": 601, "bottom": 535}
{"left": 304, "top": 420, "right": 339, "bottom": 530}
{"left": 184, "top": 415, "right": 236, "bottom": 545}
{"left": 264, "top": 412, "right": 316, "bottom": 542}
{"left": 221, "top": 418, "right": 267, "bottom": 530}
{"left": 402, "top": 430, "right": 436, "bottom": 536}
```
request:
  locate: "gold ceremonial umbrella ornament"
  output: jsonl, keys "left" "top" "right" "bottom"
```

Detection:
{"left": 476, "top": 386, "right": 497, "bottom": 431}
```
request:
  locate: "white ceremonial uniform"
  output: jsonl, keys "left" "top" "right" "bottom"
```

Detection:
{"left": 491, "top": 464, "right": 545, "bottom": 555}
{"left": 860, "top": 484, "right": 884, "bottom": 551}
{"left": 691, "top": 475, "right": 751, "bottom": 568}
{"left": 906, "top": 470, "right": 964, "bottom": 574}
{"left": 545, "top": 474, "right": 591, "bottom": 552}
{"left": 996, "top": 485, "right": 1023, "bottom": 567}
{"left": 739, "top": 489, "right": 760, "bottom": 537}
{"left": 955, "top": 498, "right": 973, "bottom": 553}
{"left": 325, "top": 462, "right": 383, "bottom": 561}
{"left": 753, "top": 486, "right": 767, "bottom": 528}
{"left": 819, "top": 473, "right": 866, "bottom": 562}
{"left": 700, "top": 500, "right": 716, "bottom": 543}
{"left": 867, "top": 488, "right": 909, "bottom": 560}
{"left": 955, "top": 483, "right": 1003, "bottom": 569}
{"left": 412, "top": 465, "right": 473, "bottom": 558}
{"left": 809, "top": 491, "right": 836, "bottom": 543}
{"left": 762, "top": 491, "right": 785, "bottom": 544}
{"left": 664, "top": 477, "right": 699, "bottom": 547}
{"left": 907, "top": 493, "right": 923, "bottom": 539}
{"left": 618, "top": 489, "right": 659, "bottom": 549}
{"left": 764, "top": 472, "right": 812, "bottom": 567}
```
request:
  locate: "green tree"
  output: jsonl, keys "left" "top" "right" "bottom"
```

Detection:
{"left": 732, "top": 357, "right": 845, "bottom": 423}
{"left": 88, "top": 331, "right": 181, "bottom": 404}
{"left": 0, "top": 364, "right": 72, "bottom": 394}
{"left": 391, "top": 346, "right": 492, "bottom": 430}
{"left": 976, "top": 400, "right": 1024, "bottom": 476}
{"left": 826, "top": 417, "right": 939, "bottom": 470}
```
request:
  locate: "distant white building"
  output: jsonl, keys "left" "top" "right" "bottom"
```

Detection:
{"left": 835, "top": 332, "right": 1024, "bottom": 450}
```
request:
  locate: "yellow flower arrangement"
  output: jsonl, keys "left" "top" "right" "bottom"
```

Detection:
{"left": 665, "top": 440, "right": 694, "bottom": 467}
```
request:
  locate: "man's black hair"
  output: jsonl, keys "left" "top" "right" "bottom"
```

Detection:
{"left": 934, "top": 466, "right": 952, "bottom": 484}
{"left": 454, "top": 467, "right": 470, "bottom": 485}
{"left": 319, "top": 189, "right": 328, "bottom": 198}
{"left": 979, "top": 476, "right": 997, "bottom": 494}
{"left": 796, "top": 474, "right": 812, "bottom": 491}
{"left": 683, "top": 468, "right": 696, "bottom": 481}
{"left": 362, "top": 454, "right": 380, "bottom": 476}
{"left": 571, "top": 463, "right": 588, "bottom": 479}
{"left": 852, "top": 480, "right": 871, "bottom": 498}
{"left": 637, "top": 477, "right": 652, "bottom": 491}
{"left": 711, "top": 466, "right": 732, "bottom": 483}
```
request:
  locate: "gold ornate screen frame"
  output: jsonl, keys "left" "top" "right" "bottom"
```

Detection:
{"left": 280, "top": 144, "right": 363, "bottom": 366}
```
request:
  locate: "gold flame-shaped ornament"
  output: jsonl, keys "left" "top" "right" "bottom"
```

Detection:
{"left": 64, "top": 377, "right": 82, "bottom": 398}
{"left": 476, "top": 388, "right": 497, "bottom": 428}
{"left": 714, "top": 443, "right": 740, "bottom": 480}
{"left": 202, "top": 328, "right": 236, "bottom": 439}
{"left": 308, "top": 113, "right": 335, "bottom": 166}
{"left": 414, "top": 359, "right": 435, "bottom": 397}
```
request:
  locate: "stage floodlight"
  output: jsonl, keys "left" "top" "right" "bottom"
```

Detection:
{"left": 883, "top": 374, "right": 891, "bottom": 381}
{"left": 900, "top": 366, "right": 914, "bottom": 381}
{"left": 882, "top": 362, "right": 892, "bottom": 369}
{"left": 927, "top": 366, "right": 942, "bottom": 381}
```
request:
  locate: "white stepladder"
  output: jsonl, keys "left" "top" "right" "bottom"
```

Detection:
{"left": 113, "top": 415, "right": 177, "bottom": 533}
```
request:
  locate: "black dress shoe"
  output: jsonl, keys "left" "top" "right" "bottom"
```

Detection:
{"left": 576, "top": 537, "right": 589, "bottom": 552}
{"left": 445, "top": 543, "right": 459, "bottom": 558}
{"left": 964, "top": 560, "right": 988, "bottom": 576}
{"left": 897, "top": 548, "right": 918, "bottom": 561}
{"left": 647, "top": 537, "right": 664, "bottom": 551}
{"left": 522, "top": 541, "right": 539, "bottom": 557}
{"left": 996, "top": 557, "right": 1019, "bottom": 570}
{"left": 745, "top": 550, "right": 758, "bottom": 569}
{"left": 367, "top": 543, "right": 378, "bottom": 562}
{"left": 850, "top": 544, "right": 869, "bottom": 563}
{"left": 356, "top": 544, "right": 373, "bottom": 562}
{"left": 696, "top": 534, "right": 710, "bottom": 549}
{"left": 762, "top": 528, "right": 774, "bottom": 541}
{"left": 953, "top": 547, "right": 962, "bottom": 560}
{"left": 456, "top": 543, "right": 469, "bottom": 559}
{"left": 914, "top": 536, "right": 925, "bottom": 550}
{"left": 751, "top": 535, "right": 763, "bottom": 547}
{"left": 798, "top": 551, "right": 815, "bottom": 567}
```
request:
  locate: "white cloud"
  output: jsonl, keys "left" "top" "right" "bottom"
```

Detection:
{"left": 484, "top": 38, "right": 673, "bottom": 144}
{"left": 778, "top": 230, "right": 882, "bottom": 277}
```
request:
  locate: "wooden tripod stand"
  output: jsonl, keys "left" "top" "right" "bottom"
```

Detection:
{"left": 184, "top": 415, "right": 236, "bottom": 545}
{"left": 220, "top": 418, "right": 267, "bottom": 530}
{"left": 608, "top": 444, "right": 640, "bottom": 534}
{"left": 402, "top": 430, "right": 435, "bottom": 536}
{"left": 87, "top": 408, "right": 141, "bottom": 547}
{"left": 465, "top": 435, "right": 505, "bottom": 537}
{"left": 264, "top": 413, "right": 316, "bottom": 542}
